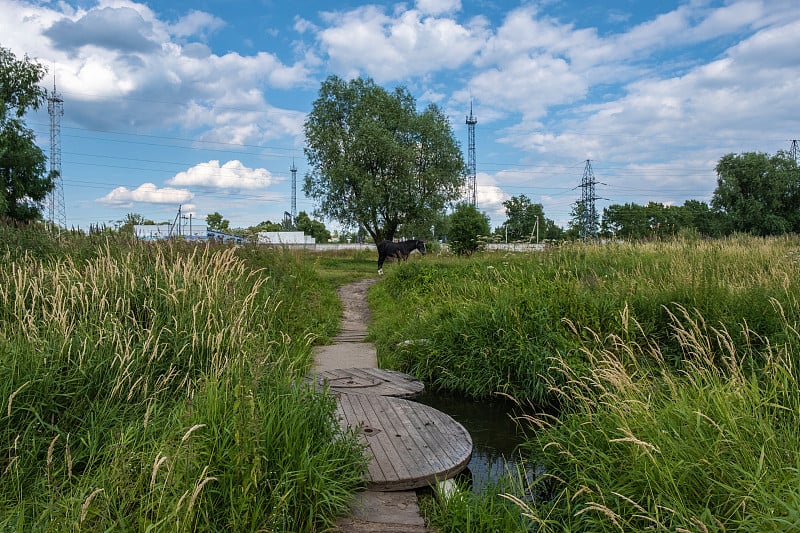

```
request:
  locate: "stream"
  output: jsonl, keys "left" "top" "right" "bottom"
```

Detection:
{"left": 413, "top": 390, "right": 534, "bottom": 494}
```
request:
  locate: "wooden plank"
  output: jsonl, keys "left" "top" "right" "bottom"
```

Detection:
{"left": 336, "top": 394, "right": 473, "bottom": 491}
{"left": 310, "top": 367, "right": 424, "bottom": 398}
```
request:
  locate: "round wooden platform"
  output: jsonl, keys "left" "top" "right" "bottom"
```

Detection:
{"left": 336, "top": 393, "right": 473, "bottom": 491}
{"left": 311, "top": 367, "right": 424, "bottom": 399}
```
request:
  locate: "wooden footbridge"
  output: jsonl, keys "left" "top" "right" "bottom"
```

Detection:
{"left": 311, "top": 368, "right": 473, "bottom": 491}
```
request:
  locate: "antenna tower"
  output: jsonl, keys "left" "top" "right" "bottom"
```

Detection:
{"left": 47, "top": 77, "right": 66, "bottom": 228}
{"left": 465, "top": 101, "right": 477, "bottom": 207}
{"left": 578, "top": 159, "right": 601, "bottom": 240}
{"left": 290, "top": 159, "right": 297, "bottom": 225}
{"left": 790, "top": 140, "right": 799, "bottom": 163}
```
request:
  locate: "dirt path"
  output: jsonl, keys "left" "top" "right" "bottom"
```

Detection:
{"left": 313, "top": 278, "right": 379, "bottom": 371}
{"left": 312, "top": 278, "right": 430, "bottom": 533}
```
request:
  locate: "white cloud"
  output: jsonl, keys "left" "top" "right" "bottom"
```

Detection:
{"left": 167, "top": 160, "right": 276, "bottom": 190}
{"left": 2, "top": 0, "right": 310, "bottom": 142}
{"left": 97, "top": 183, "right": 194, "bottom": 206}
{"left": 317, "top": 5, "right": 484, "bottom": 82}
{"left": 169, "top": 10, "right": 225, "bottom": 38}
{"left": 415, "top": 0, "right": 461, "bottom": 16}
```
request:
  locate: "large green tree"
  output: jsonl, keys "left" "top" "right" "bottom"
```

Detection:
{"left": 303, "top": 76, "right": 466, "bottom": 244}
{"left": 712, "top": 151, "right": 800, "bottom": 235}
{"left": 498, "top": 194, "right": 561, "bottom": 242}
{"left": 1, "top": 47, "right": 52, "bottom": 222}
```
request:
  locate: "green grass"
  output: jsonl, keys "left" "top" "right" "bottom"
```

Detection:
{"left": 511, "top": 301, "right": 800, "bottom": 531}
{"left": 369, "top": 236, "right": 800, "bottom": 404}
{"left": 367, "top": 235, "right": 800, "bottom": 531}
{"left": 306, "top": 248, "right": 378, "bottom": 286}
{"left": 0, "top": 227, "right": 365, "bottom": 531}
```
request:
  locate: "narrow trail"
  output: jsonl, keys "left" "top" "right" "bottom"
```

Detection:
{"left": 312, "top": 278, "right": 431, "bottom": 533}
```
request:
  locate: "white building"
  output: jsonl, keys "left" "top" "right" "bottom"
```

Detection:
{"left": 257, "top": 231, "right": 315, "bottom": 245}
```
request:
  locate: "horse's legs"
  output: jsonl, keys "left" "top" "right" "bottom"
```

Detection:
{"left": 377, "top": 252, "right": 386, "bottom": 275}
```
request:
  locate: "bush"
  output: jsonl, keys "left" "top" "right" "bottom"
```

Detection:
{"left": 447, "top": 203, "right": 490, "bottom": 256}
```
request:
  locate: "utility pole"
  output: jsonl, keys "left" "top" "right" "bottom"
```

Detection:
{"left": 169, "top": 205, "right": 182, "bottom": 237}
{"left": 465, "top": 101, "right": 477, "bottom": 207}
{"left": 47, "top": 76, "right": 66, "bottom": 229}
{"left": 182, "top": 213, "right": 193, "bottom": 238}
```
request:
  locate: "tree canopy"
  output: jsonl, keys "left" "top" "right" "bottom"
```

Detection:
{"left": 295, "top": 211, "right": 331, "bottom": 243}
{"left": 712, "top": 151, "right": 800, "bottom": 236}
{"left": 205, "top": 211, "right": 230, "bottom": 232}
{"left": 1, "top": 47, "right": 52, "bottom": 223}
{"left": 303, "top": 76, "right": 466, "bottom": 244}
{"left": 448, "top": 203, "right": 490, "bottom": 256}
{"left": 498, "top": 194, "right": 562, "bottom": 242}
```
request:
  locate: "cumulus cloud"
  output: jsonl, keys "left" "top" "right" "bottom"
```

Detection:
{"left": 3, "top": 0, "right": 311, "bottom": 142}
{"left": 44, "top": 6, "right": 159, "bottom": 53}
{"left": 169, "top": 10, "right": 225, "bottom": 38}
{"left": 416, "top": 0, "right": 461, "bottom": 16}
{"left": 97, "top": 183, "right": 194, "bottom": 206}
{"left": 318, "top": 4, "right": 484, "bottom": 82}
{"left": 167, "top": 160, "right": 276, "bottom": 190}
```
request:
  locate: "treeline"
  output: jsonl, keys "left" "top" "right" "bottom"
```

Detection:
{"left": 497, "top": 150, "right": 800, "bottom": 242}
{"left": 602, "top": 150, "right": 800, "bottom": 239}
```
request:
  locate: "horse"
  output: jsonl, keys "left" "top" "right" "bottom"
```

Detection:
{"left": 377, "top": 239, "right": 426, "bottom": 275}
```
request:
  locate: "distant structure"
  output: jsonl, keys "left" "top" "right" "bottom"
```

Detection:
{"left": 578, "top": 159, "right": 601, "bottom": 240}
{"left": 790, "top": 140, "right": 799, "bottom": 164}
{"left": 47, "top": 78, "right": 66, "bottom": 228}
{"left": 290, "top": 159, "right": 298, "bottom": 226}
{"left": 465, "top": 101, "right": 477, "bottom": 207}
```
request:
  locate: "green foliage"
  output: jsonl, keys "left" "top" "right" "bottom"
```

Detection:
{"left": 295, "top": 210, "right": 331, "bottom": 243}
{"left": 205, "top": 211, "right": 230, "bottom": 231}
{"left": 712, "top": 151, "right": 800, "bottom": 235}
{"left": 370, "top": 236, "right": 800, "bottom": 404}
{"left": 447, "top": 203, "right": 490, "bottom": 256}
{"left": 601, "top": 200, "right": 728, "bottom": 239}
{"left": 0, "top": 228, "right": 364, "bottom": 531}
{"left": 369, "top": 236, "right": 800, "bottom": 531}
{"left": 304, "top": 75, "right": 466, "bottom": 243}
{"left": 498, "top": 194, "right": 562, "bottom": 241}
{"left": 514, "top": 302, "right": 800, "bottom": 531}
{"left": 0, "top": 47, "right": 52, "bottom": 223}
{"left": 421, "top": 475, "right": 535, "bottom": 532}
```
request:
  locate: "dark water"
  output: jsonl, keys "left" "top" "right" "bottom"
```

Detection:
{"left": 413, "top": 390, "right": 531, "bottom": 493}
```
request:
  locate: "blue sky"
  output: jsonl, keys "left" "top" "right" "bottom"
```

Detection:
{"left": 3, "top": 0, "right": 798, "bottom": 231}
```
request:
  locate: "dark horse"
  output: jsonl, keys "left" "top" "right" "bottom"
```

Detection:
{"left": 377, "top": 239, "right": 426, "bottom": 275}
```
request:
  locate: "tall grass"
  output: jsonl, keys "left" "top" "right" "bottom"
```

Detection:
{"left": 0, "top": 231, "right": 364, "bottom": 531}
{"left": 369, "top": 235, "right": 800, "bottom": 531}
{"left": 510, "top": 299, "right": 800, "bottom": 531}
{"left": 369, "top": 236, "right": 800, "bottom": 405}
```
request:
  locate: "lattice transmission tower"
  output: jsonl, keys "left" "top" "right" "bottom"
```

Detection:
{"left": 578, "top": 159, "right": 601, "bottom": 240}
{"left": 290, "top": 159, "right": 297, "bottom": 225}
{"left": 465, "top": 101, "right": 477, "bottom": 207}
{"left": 47, "top": 78, "right": 67, "bottom": 228}
{"left": 791, "top": 140, "right": 799, "bottom": 164}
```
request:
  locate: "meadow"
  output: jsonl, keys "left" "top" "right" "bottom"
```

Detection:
{"left": 4, "top": 226, "right": 800, "bottom": 532}
{"left": 0, "top": 226, "right": 365, "bottom": 531}
{"left": 369, "top": 235, "right": 800, "bottom": 531}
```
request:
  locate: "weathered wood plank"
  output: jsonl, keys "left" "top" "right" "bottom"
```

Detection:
{"left": 336, "top": 394, "right": 473, "bottom": 491}
{"left": 310, "top": 367, "right": 424, "bottom": 398}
